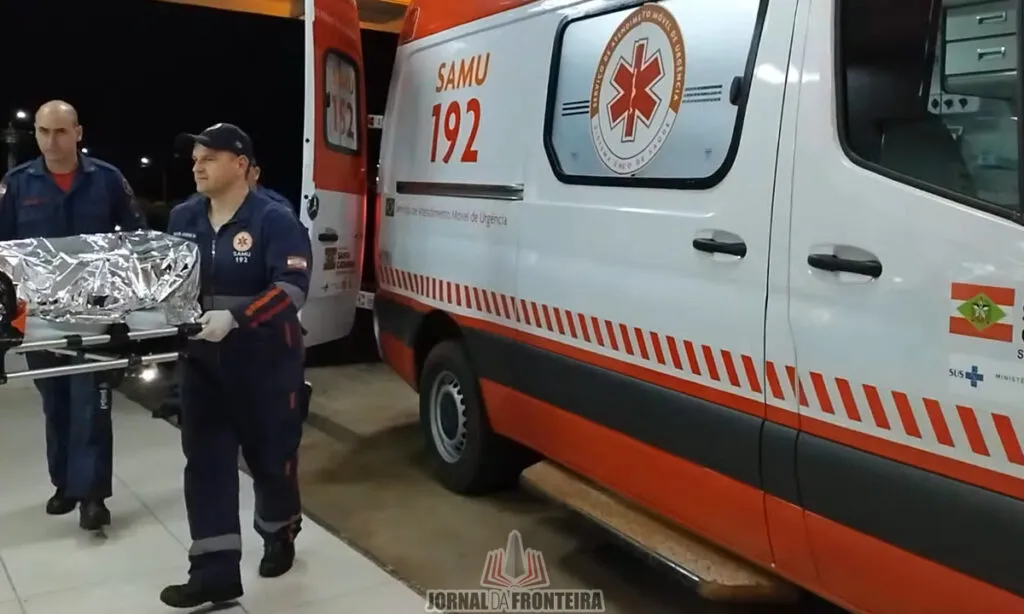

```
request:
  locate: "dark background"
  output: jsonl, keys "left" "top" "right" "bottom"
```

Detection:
{"left": 0, "top": 0, "right": 397, "bottom": 229}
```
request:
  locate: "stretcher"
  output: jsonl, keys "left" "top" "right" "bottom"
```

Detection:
{"left": 0, "top": 230, "right": 315, "bottom": 427}
{"left": 0, "top": 230, "right": 202, "bottom": 387}
{"left": 0, "top": 273, "right": 200, "bottom": 387}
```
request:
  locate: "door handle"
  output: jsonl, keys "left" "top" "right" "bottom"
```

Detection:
{"left": 318, "top": 231, "right": 339, "bottom": 242}
{"left": 808, "top": 253, "right": 882, "bottom": 278}
{"left": 692, "top": 237, "right": 747, "bottom": 258}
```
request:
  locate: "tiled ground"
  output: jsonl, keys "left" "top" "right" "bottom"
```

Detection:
{"left": 0, "top": 378, "right": 427, "bottom": 614}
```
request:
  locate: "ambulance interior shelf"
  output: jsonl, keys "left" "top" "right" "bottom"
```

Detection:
{"left": 928, "top": 0, "right": 1021, "bottom": 209}
{"left": 0, "top": 270, "right": 201, "bottom": 385}
{"left": 941, "top": 0, "right": 1019, "bottom": 100}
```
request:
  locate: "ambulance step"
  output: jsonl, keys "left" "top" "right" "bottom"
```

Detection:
{"left": 520, "top": 461, "right": 801, "bottom": 604}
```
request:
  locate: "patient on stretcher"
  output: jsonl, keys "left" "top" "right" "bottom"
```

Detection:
{"left": 0, "top": 230, "right": 201, "bottom": 328}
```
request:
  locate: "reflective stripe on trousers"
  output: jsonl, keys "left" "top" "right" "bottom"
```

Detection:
{"left": 255, "top": 513, "right": 302, "bottom": 534}
{"left": 188, "top": 533, "right": 242, "bottom": 557}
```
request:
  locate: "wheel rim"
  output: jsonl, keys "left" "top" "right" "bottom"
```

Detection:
{"left": 429, "top": 370, "right": 468, "bottom": 463}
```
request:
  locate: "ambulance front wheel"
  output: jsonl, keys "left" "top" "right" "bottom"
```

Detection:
{"left": 419, "top": 340, "right": 530, "bottom": 495}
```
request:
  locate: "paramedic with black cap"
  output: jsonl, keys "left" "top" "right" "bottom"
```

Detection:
{"left": 160, "top": 123, "right": 311, "bottom": 609}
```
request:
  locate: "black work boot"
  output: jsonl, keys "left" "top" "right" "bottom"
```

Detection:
{"left": 159, "top": 580, "right": 243, "bottom": 609}
{"left": 259, "top": 538, "right": 295, "bottom": 578}
{"left": 45, "top": 490, "right": 77, "bottom": 516}
{"left": 78, "top": 499, "right": 111, "bottom": 531}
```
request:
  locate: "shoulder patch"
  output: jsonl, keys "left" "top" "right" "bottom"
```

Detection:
{"left": 121, "top": 176, "right": 135, "bottom": 198}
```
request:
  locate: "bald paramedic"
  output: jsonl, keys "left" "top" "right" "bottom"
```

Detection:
{"left": 160, "top": 123, "right": 311, "bottom": 609}
{"left": 0, "top": 100, "right": 146, "bottom": 532}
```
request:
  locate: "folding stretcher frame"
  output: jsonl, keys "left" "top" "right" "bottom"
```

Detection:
{"left": 0, "top": 321, "right": 202, "bottom": 385}
{"left": 0, "top": 249, "right": 311, "bottom": 420}
{"left": 0, "top": 270, "right": 202, "bottom": 387}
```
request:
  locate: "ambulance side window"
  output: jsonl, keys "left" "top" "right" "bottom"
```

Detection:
{"left": 543, "top": 0, "right": 767, "bottom": 189}
{"left": 837, "top": 0, "right": 1021, "bottom": 217}
{"left": 324, "top": 49, "right": 360, "bottom": 155}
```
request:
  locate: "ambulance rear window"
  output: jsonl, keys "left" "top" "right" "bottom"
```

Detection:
{"left": 544, "top": 0, "right": 766, "bottom": 188}
{"left": 324, "top": 49, "right": 360, "bottom": 155}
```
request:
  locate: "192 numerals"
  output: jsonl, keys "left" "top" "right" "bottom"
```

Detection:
{"left": 430, "top": 98, "right": 481, "bottom": 163}
{"left": 330, "top": 94, "right": 356, "bottom": 141}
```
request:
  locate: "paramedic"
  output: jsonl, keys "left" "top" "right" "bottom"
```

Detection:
{"left": 160, "top": 123, "right": 311, "bottom": 609}
{"left": 0, "top": 100, "right": 146, "bottom": 531}
{"left": 246, "top": 160, "right": 295, "bottom": 214}
{"left": 156, "top": 159, "right": 298, "bottom": 421}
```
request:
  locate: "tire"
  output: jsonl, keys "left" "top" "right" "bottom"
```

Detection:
{"left": 419, "top": 340, "right": 531, "bottom": 494}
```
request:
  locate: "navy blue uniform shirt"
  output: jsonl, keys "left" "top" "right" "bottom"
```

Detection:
{"left": 167, "top": 190, "right": 312, "bottom": 331}
{"left": 0, "top": 155, "right": 147, "bottom": 240}
{"left": 180, "top": 186, "right": 297, "bottom": 218}
{"left": 254, "top": 185, "right": 292, "bottom": 210}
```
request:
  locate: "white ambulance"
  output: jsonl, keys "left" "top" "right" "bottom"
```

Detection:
{"left": 373, "top": 0, "right": 1024, "bottom": 612}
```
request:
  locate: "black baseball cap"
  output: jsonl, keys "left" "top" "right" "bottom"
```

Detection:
{"left": 176, "top": 123, "right": 255, "bottom": 160}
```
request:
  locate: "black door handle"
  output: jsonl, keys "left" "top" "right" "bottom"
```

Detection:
{"left": 808, "top": 253, "right": 882, "bottom": 278}
{"left": 318, "top": 231, "right": 338, "bottom": 242}
{"left": 692, "top": 237, "right": 747, "bottom": 258}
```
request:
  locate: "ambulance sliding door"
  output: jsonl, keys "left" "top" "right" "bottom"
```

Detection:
{"left": 528, "top": 0, "right": 794, "bottom": 565}
{"left": 299, "top": 0, "right": 367, "bottom": 347}
{"left": 786, "top": 0, "right": 1024, "bottom": 610}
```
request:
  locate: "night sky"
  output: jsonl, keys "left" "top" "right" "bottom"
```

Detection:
{"left": 0, "top": 0, "right": 397, "bottom": 225}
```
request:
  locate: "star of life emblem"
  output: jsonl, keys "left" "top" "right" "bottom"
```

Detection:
{"left": 590, "top": 5, "right": 686, "bottom": 175}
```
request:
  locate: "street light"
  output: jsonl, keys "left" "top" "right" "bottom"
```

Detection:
{"left": 80, "top": 147, "right": 89, "bottom": 154}
{"left": 138, "top": 156, "right": 168, "bottom": 201}
{"left": 14, "top": 110, "right": 27, "bottom": 121}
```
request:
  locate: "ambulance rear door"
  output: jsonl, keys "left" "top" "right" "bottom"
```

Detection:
{"left": 298, "top": 0, "right": 367, "bottom": 347}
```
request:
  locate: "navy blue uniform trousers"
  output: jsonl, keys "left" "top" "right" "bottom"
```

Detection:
{"left": 26, "top": 352, "right": 113, "bottom": 500}
{"left": 179, "top": 333, "right": 305, "bottom": 585}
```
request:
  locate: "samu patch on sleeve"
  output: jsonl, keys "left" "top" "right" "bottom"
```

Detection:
{"left": 286, "top": 256, "right": 309, "bottom": 271}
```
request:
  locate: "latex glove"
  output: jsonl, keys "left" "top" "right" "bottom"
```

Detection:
{"left": 194, "top": 310, "right": 238, "bottom": 342}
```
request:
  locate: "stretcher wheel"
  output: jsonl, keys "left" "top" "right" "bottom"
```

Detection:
{"left": 419, "top": 340, "right": 536, "bottom": 495}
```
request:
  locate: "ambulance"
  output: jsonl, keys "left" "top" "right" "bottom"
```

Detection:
{"left": 295, "top": 0, "right": 368, "bottom": 347}
{"left": 372, "top": 0, "right": 1024, "bottom": 611}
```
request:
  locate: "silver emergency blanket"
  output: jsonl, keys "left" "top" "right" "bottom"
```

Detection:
{"left": 0, "top": 230, "right": 201, "bottom": 325}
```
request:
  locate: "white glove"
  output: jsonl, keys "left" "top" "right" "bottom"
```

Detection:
{"left": 194, "top": 310, "right": 238, "bottom": 342}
